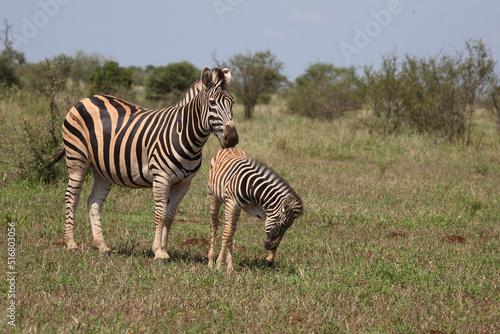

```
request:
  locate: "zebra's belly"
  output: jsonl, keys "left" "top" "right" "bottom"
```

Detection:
{"left": 90, "top": 144, "right": 202, "bottom": 188}
{"left": 93, "top": 161, "right": 154, "bottom": 188}
{"left": 243, "top": 204, "right": 266, "bottom": 220}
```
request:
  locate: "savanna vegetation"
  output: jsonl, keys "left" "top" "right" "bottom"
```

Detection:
{"left": 0, "top": 28, "right": 499, "bottom": 333}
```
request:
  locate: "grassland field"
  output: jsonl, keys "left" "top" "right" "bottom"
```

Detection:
{"left": 0, "top": 93, "right": 499, "bottom": 333}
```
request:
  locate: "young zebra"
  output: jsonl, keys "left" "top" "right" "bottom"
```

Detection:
{"left": 208, "top": 147, "right": 303, "bottom": 271}
{"left": 50, "top": 67, "right": 238, "bottom": 263}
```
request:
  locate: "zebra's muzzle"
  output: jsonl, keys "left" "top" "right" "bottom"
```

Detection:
{"left": 220, "top": 124, "right": 239, "bottom": 148}
{"left": 264, "top": 236, "right": 282, "bottom": 251}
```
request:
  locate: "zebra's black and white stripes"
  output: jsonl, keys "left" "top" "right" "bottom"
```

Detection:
{"left": 208, "top": 147, "right": 303, "bottom": 270}
{"left": 59, "top": 67, "right": 238, "bottom": 262}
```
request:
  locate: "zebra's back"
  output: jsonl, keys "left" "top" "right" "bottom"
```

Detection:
{"left": 208, "top": 148, "right": 302, "bottom": 212}
{"left": 63, "top": 94, "right": 171, "bottom": 188}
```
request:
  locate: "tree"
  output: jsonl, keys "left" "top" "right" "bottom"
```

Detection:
{"left": 89, "top": 60, "right": 133, "bottom": 94}
{"left": 144, "top": 61, "right": 199, "bottom": 102}
{"left": 288, "top": 62, "right": 362, "bottom": 119}
{"left": 0, "top": 20, "right": 25, "bottom": 88}
{"left": 69, "top": 50, "right": 106, "bottom": 84}
{"left": 0, "top": 51, "right": 19, "bottom": 88}
{"left": 226, "top": 50, "right": 285, "bottom": 118}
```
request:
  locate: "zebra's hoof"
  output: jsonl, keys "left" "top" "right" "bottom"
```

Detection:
{"left": 102, "top": 251, "right": 112, "bottom": 258}
{"left": 156, "top": 258, "right": 169, "bottom": 265}
{"left": 69, "top": 248, "right": 78, "bottom": 253}
{"left": 266, "top": 260, "right": 274, "bottom": 267}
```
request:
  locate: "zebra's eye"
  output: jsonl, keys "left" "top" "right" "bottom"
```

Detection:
{"left": 209, "top": 99, "right": 216, "bottom": 106}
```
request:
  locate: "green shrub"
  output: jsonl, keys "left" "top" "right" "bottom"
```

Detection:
{"left": 362, "top": 54, "right": 406, "bottom": 135}
{"left": 484, "top": 69, "right": 500, "bottom": 131}
{"left": 288, "top": 62, "right": 362, "bottom": 119}
{"left": 144, "top": 61, "right": 199, "bottom": 105}
{"left": 64, "top": 50, "right": 106, "bottom": 85}
{"left": 0, "top": 52, "right": 19, "bottom": 88}
{"left": 2, "top": 60, "right": 67, "bottom": 183}
{"left": 89, "top": 60, "right": 133, "bottom": 95}
{"left": 362, "top": 40, "right": 496, "bottom": 143}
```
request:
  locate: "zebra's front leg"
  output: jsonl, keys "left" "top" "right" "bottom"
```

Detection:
{"left": 152, "top": 176, "right": 170, "bottom": 262}
{"left": 208, "top": 194, "right": 222, "bottom": 268}
{"left": 152, "top": 178, "right": 192, "bottom": 263}
{"left": 266, "top": 249, "right": 277, "bottom": 267}
{"left": 216, "top": 199, "right": 241, "bottom": 271}
{"left": 88, "top": 170, "right": 112, "bottom": 255}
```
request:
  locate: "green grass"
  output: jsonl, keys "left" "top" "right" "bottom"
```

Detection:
{"left": 1, "top": 96, "right": 499, "bottom": 333}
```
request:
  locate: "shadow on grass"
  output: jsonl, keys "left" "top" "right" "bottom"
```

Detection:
{"left": 113, "top": 244, "right": 296, "bottom": 272}
{"left": 113, "top": 244, "right": 207, "bottom": 265}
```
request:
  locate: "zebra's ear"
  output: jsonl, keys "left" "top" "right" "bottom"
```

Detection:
{"left": 222, "top": 68, "right": 231, "bottom": 86}
{"left": 201, "top": 67, "right": 213, "bottom": 87}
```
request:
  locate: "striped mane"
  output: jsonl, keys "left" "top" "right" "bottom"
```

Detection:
{"left": 188, "top": 78, "right": 201, "bottom": 89}
{"left": 247, "top": 158, "right": 302, "bottom": 207}
{"left": 176, "top": 68, "right": 230, "bottom": 107}
{"left": 211, "top": 68, "right": 231, "bottom": 89}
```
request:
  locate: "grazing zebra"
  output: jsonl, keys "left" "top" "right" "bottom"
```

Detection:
{"left": 51, "top": 67, "right": 238, "bottom": 263}
{"left": 207, "top": 147, "right": 303, "bottom": 271}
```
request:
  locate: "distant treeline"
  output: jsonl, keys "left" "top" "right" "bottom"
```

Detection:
{"left": 1, "top": 39, "right": 499, "bottom": 142}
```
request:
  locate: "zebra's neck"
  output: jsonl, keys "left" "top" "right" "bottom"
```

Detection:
{"left": 244, "top": 162, "right": 295, "bottom": 211}
{"left": 160, "top": 90, "right": 211, "bottom": 161}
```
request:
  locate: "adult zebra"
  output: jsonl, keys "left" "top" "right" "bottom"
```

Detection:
{"left": 52, "top": 67, "right": 238, "bottom": 263}
{"left": 208, "top": 147, "right": 303, "bottom": 271}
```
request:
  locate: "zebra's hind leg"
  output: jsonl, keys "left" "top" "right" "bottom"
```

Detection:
{"left": 87, "top": 170, "right": 112, "bottom": 256}
{"left": 217, "top": 199, "right": 241, "bottom": 271}
{"left": 208, "top": 194, "right": 222, "bottom": 269}
{"left": 65, "top": 165, "right": 90, "bottom": 251}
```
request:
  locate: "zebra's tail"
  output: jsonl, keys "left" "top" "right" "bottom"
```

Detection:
{"left": 45, "top": 146, "right": 66, "bottom": 169}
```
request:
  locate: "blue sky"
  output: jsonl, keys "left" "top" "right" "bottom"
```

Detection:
{"left": 2, "top": 0, "right": 499, "bottom": 80}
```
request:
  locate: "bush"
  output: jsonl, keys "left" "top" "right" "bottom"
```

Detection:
{"left": 362, "top": 54, "right": 406, "bottom": 135}
{"left": 484, "top": 69, "right": 500, "bottom": 131}
{"left": 2, "top": 60, "right": 68, "bottom": 183}
{"left": 0, "top": 52, "right": 19, "bottom": 88}
{"left": 66, "top": 50, "right": 106, "bottom": 85}
{"left": 288, "top": 63, "right": 362, "bottom": 119}
{"left": 89, "top": 60, "right": 133, "bottom": 95}
{"left": 362, "top": 40, "right": 496, "bottom": 142}
{"left": 16, "top": 52, "right": 105, "bottom": 95}
{"left": 144, "top": 61, "right": 199, "bottom": 104}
